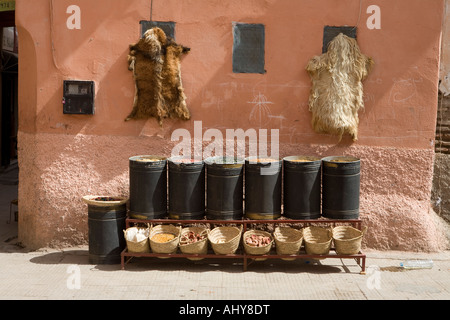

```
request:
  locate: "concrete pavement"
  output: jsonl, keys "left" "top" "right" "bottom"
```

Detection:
{"left": 0, "top": 162, "right": 449, "bottom": 301}
{"left": 0, "top": 245, "right": 449, "bottom": 300}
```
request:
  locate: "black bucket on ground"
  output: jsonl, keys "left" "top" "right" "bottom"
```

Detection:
{"left": 205, "top": 156, "right": 244, "bottom": 220}
{"left": 321, "top": 156, "right": 360, "bottom": 220}
{"left": 168, "top": 157, "right": 205, "bottom": 220}
{"left": 85, "top": 198, "right": 127, "bottom": 264}
{"left": 129, "top": 155, "right": 167, "bottom": 219}
{"left": 283, "top": 156, "right": 321, "bottom": 219}
{"left": 244, "top": 157, "right": 282, "bottom": 220}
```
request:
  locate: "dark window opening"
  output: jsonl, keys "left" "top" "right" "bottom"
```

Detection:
{"left": 322, "top": 26, "right": 357, "bottom": 53}
{"left": 140, "top": 21, "right": 176, "bottom": 39}
{"left": 232, "top": 23, "right": 265, "bottom": 74}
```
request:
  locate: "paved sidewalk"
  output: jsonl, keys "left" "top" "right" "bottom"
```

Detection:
{"left": 0, "top": 162, "right": 449, "bottom": 301}
{"left": 0, "top": 240, "right": 449, "bottom": 300}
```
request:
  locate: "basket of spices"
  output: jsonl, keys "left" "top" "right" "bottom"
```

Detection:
{"left": 208, "top": 225, "right": 242, "bottom": 255}
{"left": 303, "top": 226, "right": 333, "bottom": 255}
{"left": 149, "top": 224, "right": 181, "bottom": 255}
{"left": 179, "top": 226, "right": 210, "bottom": 260}
{"left": 243, "top": 230, "right": 273, "bottom": 261}
{"left": 332, "top": 225, "right": 367, "bottom": 255}
{"left": 273, "top": 226, "right": 303, "bottom": 260}
{"left": 123, "top": 225, "right": 150, "bottom": 253}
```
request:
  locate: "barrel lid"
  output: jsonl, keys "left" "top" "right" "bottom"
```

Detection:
{"left": 321, "top": 156, "right": 360, "bottom": 171}
{"left": 205, "top": 156, "right": 244, "bottom": 167}
{"left": 245, "top": 156, "right": 280, "bottom": 164}
{"left": 82, "top": 195, "right": 128, "bottom": 207}
{"left": 322, "top": 156, "right": 360, "bottom": 164}
{"left": 283, "top": 155, "right": 321, "bottom": 163}
{"left": 168, "top": 156, "right": 203, "bottom": 165}
{"left": 129, "top": 155, "right": 167, "bottom": 162}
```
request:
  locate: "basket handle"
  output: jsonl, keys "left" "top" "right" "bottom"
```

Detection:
{"left": 361, "top": 226, "right": 368, "bottom": 235}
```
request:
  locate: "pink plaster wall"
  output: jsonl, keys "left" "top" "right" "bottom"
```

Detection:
{"left": 15, "top": 0, "right": 448, "bottom": 250}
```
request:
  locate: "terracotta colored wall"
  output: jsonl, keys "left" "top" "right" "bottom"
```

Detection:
{"left": 15, "top": 0, "right": 448, "bottom": 250}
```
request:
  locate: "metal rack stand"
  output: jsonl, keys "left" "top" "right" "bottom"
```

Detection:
{"left": 121, "top": 218, "right": 366, "bottom": 274}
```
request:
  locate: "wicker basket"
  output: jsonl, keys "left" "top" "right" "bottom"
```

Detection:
{"left": 243, "top": 229, "right": 273, "bottom": 261}
{"left": 179, "top": 226, "right": 210, "bottom": 260}
{"left": 303, "top": 226, "right": 333, "bottom": 255}
{"left": 333, "top": 226, "right": 367, "bottom": 255}
{"left": 149, "top": 224, "right": 181, "bottom": 255}
{"left": 124, "top": 226, "right": 150, "bottom": 253}
{"left": 208, "top": 225, "right": 242, "bottom": 255}
{"left": 273, "top": 226, "right": 303, "bottom": 260}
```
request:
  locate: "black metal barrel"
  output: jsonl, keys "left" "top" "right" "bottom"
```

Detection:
{"left": 129, "top": 155, "right": 167, "bottom": 219}
{"left": 283, "top": 156, "right": 321, "bottom": 219}
{"left": 205, "top": 156, "right": 244, "bottom": 220}
{"left": 168, "top": 157, "right": 205, "bottom": 220}
{"left": 245, "top": 157, "right": 282, "bottom": 220}
{"left": 322, "top": 156, "right": 360, "bottom": 219}
{"left": 86, "top": 199, "right": 127, "bottom": 264}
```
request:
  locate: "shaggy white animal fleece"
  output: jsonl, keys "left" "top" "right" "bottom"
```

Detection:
{"left": 306, "top": 33, "right": 374, "bottom": 141}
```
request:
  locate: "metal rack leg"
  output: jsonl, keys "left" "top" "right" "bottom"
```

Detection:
{"left": 360, "top": 256, "right": 366, "bottom": 275}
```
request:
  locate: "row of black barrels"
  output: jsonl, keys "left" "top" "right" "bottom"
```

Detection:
{"left": 128, "top": 155, "right": 360, "bottom": 221}
{"left": 87, "top": 155, "right": 360, "bottom": 264}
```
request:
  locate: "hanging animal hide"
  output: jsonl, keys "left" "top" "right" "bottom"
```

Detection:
{"left": 161, "top": 37, "right": 191, "bottom": 120}
{"left": 306, "top": 33, "right": 374, "bottom": 141}
{"left": 125, "top": 27, "right": 191, "bottom": 124}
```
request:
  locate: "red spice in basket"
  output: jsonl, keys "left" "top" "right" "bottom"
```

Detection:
{"left": 180, "top": 231, "right": 207, "bottom": 244}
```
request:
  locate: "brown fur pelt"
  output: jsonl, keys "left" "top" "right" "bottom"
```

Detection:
{"left": 306, "top": 33, "right": 374, "bottom": 141}
{"left": 125, "top": 27, "right": 191, "bottom": 124}
{"left": 161, "top": 37, "right": 191, "bottom": 120}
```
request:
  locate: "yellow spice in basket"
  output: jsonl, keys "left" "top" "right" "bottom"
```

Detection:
{"left": 151, "top": 233, "right": 176, "bottom": 243}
